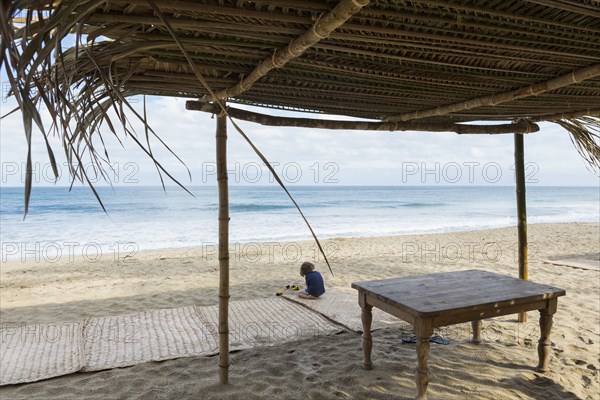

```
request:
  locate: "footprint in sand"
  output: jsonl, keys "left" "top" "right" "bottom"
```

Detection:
{"left": 582, "top": 375, "right": 592, "bottom": 387}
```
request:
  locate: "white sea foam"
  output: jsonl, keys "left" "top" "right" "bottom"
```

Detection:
{"left": 1, "top": 186, "right": 598, "bottom": 260}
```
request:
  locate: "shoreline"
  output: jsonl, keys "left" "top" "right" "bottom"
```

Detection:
{"left": 2, "top": 221, "right": 598, "bottom": 265}
{"left": 1, "top": 222, "right": 597, "bottom": 316}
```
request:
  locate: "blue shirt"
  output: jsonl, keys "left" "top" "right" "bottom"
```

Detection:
{"left": 305, "top": 271, "right": 325, "bottom": 297}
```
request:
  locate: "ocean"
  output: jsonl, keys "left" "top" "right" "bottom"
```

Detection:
{"left": 1, "top": 185, "right": 598, "bottom": 261}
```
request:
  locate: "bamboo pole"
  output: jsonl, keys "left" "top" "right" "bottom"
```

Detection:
{"left": 118, "top": 0, "right": 311, "bottom": 24}
{"left": 110, "top": 0, "right": 600, "bottom": 34}
{"left": 86, "top": 16, "right": 600, "bottom": 63}
{"left": 85, "top": 15, "right": 600, "bottom": 64}
{"left": 386, "top": 63, "right": 600, "bottom": 122}
{"left": 404, "top": 0, "right": 600, "bottom": 32}
{"left": 216, "top": 111, "right": 230, "bottom": 383}
{"left": 201, "top": 0, "right": 370, "bottom": 102}
{"left": 525, "top": 0, "right": 600, "bottom": 18}
{"left": 186, "top": 101, "right": 539, "bottom": 134}
{"left": 514, "top": 133, "right": 528, "bottom": 323}
{"left": 530, "top": 108, "right": 600, "bottom": 122}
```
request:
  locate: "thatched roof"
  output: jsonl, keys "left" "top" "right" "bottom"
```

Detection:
{"left": 1, "top": 0, "right": 599, "bottom": 207}
{"left": 5, "top": 0, "right": 600, "bottom": 116}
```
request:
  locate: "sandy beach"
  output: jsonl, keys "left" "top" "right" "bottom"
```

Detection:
{"left": 1, "top": 222, "right": 598, "bottom": 399}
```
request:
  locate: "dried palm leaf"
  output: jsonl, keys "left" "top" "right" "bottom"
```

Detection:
{"left": 554, "top": 116, "right": 600, "bottom": 172}
{"left": 1, "top": 1, "right": 193, "bottom": 217}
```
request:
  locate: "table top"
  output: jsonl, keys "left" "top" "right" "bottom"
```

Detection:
{"left": 351, "top": 270, "right": 565, "bottom": 318}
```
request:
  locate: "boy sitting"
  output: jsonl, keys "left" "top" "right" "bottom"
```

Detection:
{"left": 298, "top": 261, "right": 325, "bottom": 299}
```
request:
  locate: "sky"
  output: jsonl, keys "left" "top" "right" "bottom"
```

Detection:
{"left": 1, "top": 88, "right": 599, "bottom": 189}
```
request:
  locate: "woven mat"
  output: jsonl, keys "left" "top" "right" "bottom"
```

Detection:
{"left": 283, "top": 288, "right": 402, "bottom": 332}
{"left": 195, "top": 298, "right": 343, "bottom": 351}
{"left": 82, "top": 306, "right": 217, "bottom": 372}
{"left": 0, "top": 321, "right": 84, "bottom": 385}
{"left": 1, "top": 299, "right": 345, "bottom": 385}
{"left": 544, "top": 256, "right": 600, "bottom": 271}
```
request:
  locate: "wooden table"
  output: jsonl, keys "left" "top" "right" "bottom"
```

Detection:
{"left": 351, "top": 270, "right": 566, "bottom": 400}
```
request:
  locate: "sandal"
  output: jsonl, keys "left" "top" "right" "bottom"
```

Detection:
{"left": 401, "top": 335, "right": 450, "bottom": 345}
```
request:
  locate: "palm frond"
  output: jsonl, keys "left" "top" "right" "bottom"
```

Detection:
{"left": 0, "top": 1, "right": 193, "bottom": 216}
{"left": 554, "top": 116, "right": 600, "bottom": 172}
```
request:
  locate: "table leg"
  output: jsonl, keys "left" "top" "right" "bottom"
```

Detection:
{"left": 415, "top": 321, "right": 434, "bottom": 400}
{"left": 471, "top": 320, "right": 482, "bottom": 344}
{"left": 537, "top": 298, "right": 557, "bottom": 372}
{"left": 360, "top": 302, "right": 373, "bottom": 370}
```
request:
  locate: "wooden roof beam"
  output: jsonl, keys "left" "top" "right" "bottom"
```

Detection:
{"left": 200, "top": 0, "right": 370, "bottom": 103}
{"left": 186, "top": 102, "right": 539, "bottom": 135}
{"left": 385, "top": 63, "right": 600, "bottom": 123}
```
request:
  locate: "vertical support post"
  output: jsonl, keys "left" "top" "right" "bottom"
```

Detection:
{"left": 514, "top": 133, "right": 528, "bottom": 323}
{"left": 216, "top": 111, "right": 230, "bottom": 383}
